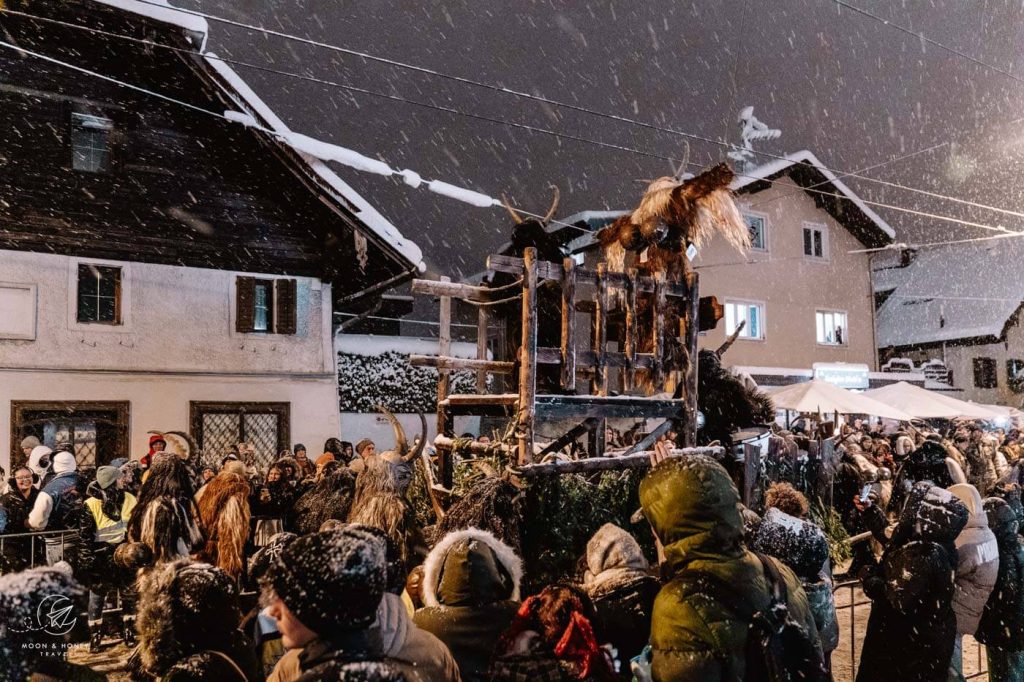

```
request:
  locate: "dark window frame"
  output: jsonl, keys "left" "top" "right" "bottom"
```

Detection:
{"left": 1008, "top": 359, "right": 1024, "bottom": 393}
{"left": 190, "top": 401, "right": 290, "bottom": 467}
{"left": 76, "top": 263, "right": 122, "bottom": 325}
{"left": 71, "top": 112, "right": 113, "bottom": 173}
{"left": 235, "top": 276, "right": 298, "bottom": 335}
{"left": 973, "top": 357, "right": 998, "bottom": 389}
{"left": 10, "top": 400, "right": 130, "bottom": 468}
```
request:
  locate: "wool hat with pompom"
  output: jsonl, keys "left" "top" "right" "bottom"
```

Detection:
{"left": 266, "top": 528, "right": 386, "bottom": 636}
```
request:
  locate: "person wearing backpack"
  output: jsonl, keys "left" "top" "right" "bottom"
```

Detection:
{"left": 639, "top": 453, "right": 826, "bottom": 682}
{"left": 856, "top": 481, "right": 968, "bottom": 682}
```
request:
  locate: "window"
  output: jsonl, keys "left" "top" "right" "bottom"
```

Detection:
{"left": 744, "top": 213, "right": 767, "bottom": 251}
{"left": 973, "top": 358, "right": 998, "bottom": 389}
{"left": 77, "top": 264, "right": 122, "bottom": 324}
{"left": 71, "top": 113, "right": 112, "bottom": 173}
{"left": 816, "top": 310, "right": 848, "bottom": 346}
{"left": 724, "top": 301, "right": 765, "bottom": 340}
{"left": 11, "top": 401, "right": 130, "bottom": 468}
{"left": 236, "top": 276, "right": 297, "bottom": 334}
{"left": 0, "top": 282, "right": 37, "bottom": 340}
{"left": 1008, "top": 360, "right": 1024, "bottom": 393}
{"left": 802, "top": 223, "right": 828, "bottom": 260}
{"left": 190, "top": 401, "right": 290, "bottom": 471}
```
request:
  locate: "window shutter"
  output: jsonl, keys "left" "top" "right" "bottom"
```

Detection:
{"left": 275, "top": 278, "right": 297, "bottom": 335}
{"left": 236, "top": 277, "right": 256, "bottom": 332}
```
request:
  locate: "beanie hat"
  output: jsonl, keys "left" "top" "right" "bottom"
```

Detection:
{"left": 248, "top": 532, "right": 298, "bottom": 582}
{"left": 266, "top": 528, "right": 386, "bottom": 636}
{"left": 316, "top": 452, "right": 336, "bottom": 467}
{"left": 96, "top": 465, "right": 120, "bottom": 490}
{"left": 20, "top": 435, "right": 41, "bottom": 450}
{"left": 294, "top": 443, "right": 307, "bottom": 454}
{"left": 109, "top": 457, "right": 129, "bottom": 469}
{"left": 355, "top": 439, "right": 374, "bottom": 456}
{"left": 221, "top": 460, "right": 247, "bottom": 477}
{"left": 53, "top": 450, "right": 77, "bottom": 475}
{"left": 350, "top": 524, "right": 406, "bottom": 595}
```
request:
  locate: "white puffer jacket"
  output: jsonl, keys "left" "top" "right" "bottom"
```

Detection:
{"left": 948, "top": 483, "right": 999, "bottom": 635}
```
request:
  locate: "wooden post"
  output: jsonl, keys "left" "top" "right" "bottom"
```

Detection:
{"left": 680, "top": 271, "right": 700, "bottom": 447}
{"left": 476, "top": 307, "right": 488, "bottom": 392}
{"left": 592, "top": 263, "right": 609, "bottom": 396}
{"left": 652, "top": 272, "right": 667, "bottom": 390}
{"left": 437, "top": 276, "right": 454, "bottom": 486}
{"left": 517, "top": 248, "right": 539, "bottom": 466}
{"left": 624, "top": 267, "right": 638, "bottom": 393}
{"left": 560, "top": 257, "right": 577, "bottom": 392}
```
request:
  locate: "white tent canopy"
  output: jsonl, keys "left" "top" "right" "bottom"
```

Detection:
{"left": 863, "top": 381, "right": 1001, "bottom": 420}
{"left": 769, "top": 380, "right": 914, "bottom": 421}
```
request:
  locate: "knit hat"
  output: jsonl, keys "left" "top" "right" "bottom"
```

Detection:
{"left": 350, "top": 524, "right": 406, "bottom": 595}
{"left": 294, "top": 444, "right": 307, "bottom": 454}
{"left": 266, "top": 528, "right": 386, "bottom": 636}
{"left": 96, "top": 465, "right": 120, "bottom": 490}
{"left": 355, "top": 439, "right": 374, "bottom": 456}
{"left": 19, "top": 435, "right": 41, "bottom": 450}
{"left": 109, "top": 457, "right": 128, "bottom": 469}
{"left": 316, "top": 452, "right": 336, "bottom": 467}
{"left": 248, "top": 532, "right": 298, "bottom": 582}
{"left": 53, "top": 450, "right": 77, "bottom": 475}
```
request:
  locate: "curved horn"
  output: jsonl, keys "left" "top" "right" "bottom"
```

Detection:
{"left": 375, "top": 405, "right": 408, "bottom": 456}
{"left": 164, "top": 430, "right": 200, "bottom": 466}
{"left": 403, "top": 412, "right": 428, "bottom": 462}
{"left": 543, "top": 185, "right": 560, "bottom": 223}
{"left": 716, "top": 320, "right": 745, "bottom": 357}
{"left": 501, "top": 193, "right": 525, "bottom": 224}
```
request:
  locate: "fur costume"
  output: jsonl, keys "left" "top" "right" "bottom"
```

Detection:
{"left": 348, "top": 491, "right": 425, "bottom": 565}
{"left": 195, "top": 473, "right": 251, "bottom": 580}
{"left": 292, "top": 467, "right": 356, "bottom": 535}
{"left": 697, "top": 348, "right": 775, "bottom": 448}
{"left": 436, "top": 477, "right": 525, "bottom": 556}
{"left": 127, "top": 455, "right": 202, "bottom": 563}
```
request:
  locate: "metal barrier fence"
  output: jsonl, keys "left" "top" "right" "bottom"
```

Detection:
{"left": 834, "top": 579, "right": 989, "bottom": 681}
{"left": 0, "top": 528, "right": 80, "bottom": 571}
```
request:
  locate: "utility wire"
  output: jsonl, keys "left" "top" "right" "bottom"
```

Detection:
{"left": 121, "top": 0, "right": 1024, "bottom": 213}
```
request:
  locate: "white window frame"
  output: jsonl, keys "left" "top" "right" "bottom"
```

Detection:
{"left": 816, "top": 309, "right": 848, "bottom": 347}
{"left": 0, "top": 282, "right": 38, "bottom": 340}
{"left": 742, "top": 209, "right": 770, "bottom": 252}
{"left": 67, "top": 258, "right": 132, "bottom": 333}
{"left": 724, "top": 299, "right": 766, "bottom": 342}
{"left": 802, "top": 222, "right": 830, "bottom": 262}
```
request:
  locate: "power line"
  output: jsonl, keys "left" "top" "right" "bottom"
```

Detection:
{"left": 849, "top": 230, "right": 1024, "bottom": 254}
{"left": 123, "top": 0, "right": 1024, "bottom": 214}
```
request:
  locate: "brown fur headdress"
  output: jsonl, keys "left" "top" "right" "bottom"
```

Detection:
{"left": 195, "top": 473, "right": 251, "bottom": 579}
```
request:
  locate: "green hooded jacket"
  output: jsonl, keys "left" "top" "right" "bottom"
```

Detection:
{"left": 640, "top": 456, "right": 822, "bottom": 682}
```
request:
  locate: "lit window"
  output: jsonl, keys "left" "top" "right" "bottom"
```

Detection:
{"left": 253, "top": 280, "right": 274, "bottom": 332}
{"left": 802, "top": 223, "right": 828, "bottom": 259}
{"left": 72, "top": 113, "right": 112, "bottom": 173}
{"left": 816, "top": 310, "right": 848, "bottom": 345}
{"left": 744, "top": 213, "right": 767, "bottom": 250}
{"left": 725, "top": 301, "right": 765, "bottom": 340}
{"left": 77, "top": 264, "right": 122, "bottom": 324}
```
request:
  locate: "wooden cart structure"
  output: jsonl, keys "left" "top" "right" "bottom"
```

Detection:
{"left": 410, "top": 246, "right": 711, "bottom": 480}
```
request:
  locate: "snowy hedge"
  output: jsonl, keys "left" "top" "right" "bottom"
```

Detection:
{"left": 338, "top": 351, "right": 478, "bottom": 413}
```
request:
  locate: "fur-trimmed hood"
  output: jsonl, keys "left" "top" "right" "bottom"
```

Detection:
{"left": 421, "top": 528, "right": 522, "bottom": 608}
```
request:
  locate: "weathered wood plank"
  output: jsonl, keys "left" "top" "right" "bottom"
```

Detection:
{"left": 409, "top": 356, "right": 515, "bottom": 373}
{"left": 592, "top": 263, "right": 608, "bottom": 396}
{"left": 517, "top": 248, "right": 539, "bottom": 466}
{"left": 652, "top": 272, "right": 667, "bottom": 389}
{"left": 411, "top": 278, "right": 492, "bottom": 301}
{"left": 514, "top": 446, "right": 726, "bottom": 477}
{"left": 534, "top": 395, "right": 684, "bottom": 420}
{"left": 477, "top": 307, "right": 489, "bottom": 392}
{"left": 624, "top": 267, "right": 639, "bottom": 392}
{"left": 436, "top": 276, "right": 453, "bottom": 441}
{"left": 487, "top": 254, "right": 687, "bottom": 296}
{"left": 560, "top": 257, "right": 577, "bottom": 391}
{"left": 681, "top": 271, "right": 700, "bottom": 447}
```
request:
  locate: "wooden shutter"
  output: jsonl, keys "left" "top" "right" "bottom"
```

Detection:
{"left": 275, "top": 278, "right": 297, "bottom": 334}
{"left": 236, "top": 277, "right": 255, "bottom": 332}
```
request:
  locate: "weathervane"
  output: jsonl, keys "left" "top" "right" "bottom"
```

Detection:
{"left": 727, "top": 106, "right": 781, "bottom": 173}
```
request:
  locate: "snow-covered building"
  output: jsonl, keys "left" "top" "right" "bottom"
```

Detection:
{"left": 550, "top": 151, "right": 895, "bottom": 387}
{"left": 0, "top": 0, "right": 424, "bottom": 472}
{"left": 875, "top": 239, "right": 1024, "bottom": 406}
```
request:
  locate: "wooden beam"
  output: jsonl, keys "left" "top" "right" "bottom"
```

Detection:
{"left": 534, "top": 395, "right": 684, "bottom": 420}
{"left": 624, "top": 267, "right": 638, "bottom": 393}
{"left": 476, "top": 307, "right": 489, "bottom": 392}
{"left": 592, "top": 262, "right": 608, "bottom": 397}
{"left": 560, "top": 256, "right": 577, "bottom": 392}
{"left": 487, "top": 253, "right": 687, "bottom": 297}
{"left": 436, "top": 276, "right": 454, "bottom": 455}
{"left": 412, "top": 278, "right": 492, "bottom": 301}
{"left": 538, "top": 417, "right": 600, "bottom": 457}
{"left": 681, "top": 270, "right": 700, "bottom": 447}
{"left": 514, "top": 446, "right": 726, "bottom": 477}
{"left": 620, "top": 419, "right": 673, "bottom": 457}
{"left": 518, "top": 248, "right": 538, "bottom": 466}
{"left": 409, "top": 356, "right": 515, "bottom": 373}
{"left": 433, "top": 434, "right": 511, "bottom": 456}
{"left": 652, "top": 272, "right": 667, "bottom": 389}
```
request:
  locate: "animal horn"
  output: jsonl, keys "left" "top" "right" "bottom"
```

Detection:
{"left": 375, "top": 405, "right": 408, "bottom": 456}
{"left": 501, "top": 193, "right": 525, "bottom": 224}
{"left": 716, "top": 320, "right": 745, "bottom": 357}
{"left": 403, "top": 412, "right": 428, "bottom": 462}
{"left": 543, "top": 185, "right": 560, "bottom": 223}
{"left": 164, "top": 430, "right": 200, "bottom": 466}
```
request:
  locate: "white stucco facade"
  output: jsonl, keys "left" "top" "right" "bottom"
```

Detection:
{"left": 0, "top": 249, "right": 341, "bottom": 472}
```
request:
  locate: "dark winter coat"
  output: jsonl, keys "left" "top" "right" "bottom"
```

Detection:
{"left": 638, "top": 456, "right": 822, "bottom": 682}
{"left": 0, "top": 486, "right": 39, "bottom": 571}
{"left": 413, "top": 528, "right": 522, "bottom": 682}
{"left": 976, "top": 498, "right": 1024, "bottom": 651}
{"left": 749, "top": 508, "right": 838, "bottom": 652}
{"left": 857, "top": 483, "right": 967, "bottom": 682}
{"left": 296, "top": 634, "right": 407, "bottom": 682}
{"left": 580, "top": 523, "right": 659, "bottom": 677}
{"left": 74, "top": 489, "right": 136, "bottom": 592}
{"left": 891, "top": 440, "right": 955, "bottom": 512}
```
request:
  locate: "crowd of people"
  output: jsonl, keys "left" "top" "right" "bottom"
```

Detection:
{"left": 0, "top": 418, "right": 1024, "bottom": 681}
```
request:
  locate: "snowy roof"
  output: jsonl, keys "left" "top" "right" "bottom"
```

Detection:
{"left": 337, "top": 334, "right": 486, "bottom": 359}
{"left": 731, "top": 150, "right": 896, "bottom": 246}
{"left": 875, "top": 239, "right": 1024, "bottom": 348}
{"left": 92, "top": 0, "right": 424, "bottom": 273}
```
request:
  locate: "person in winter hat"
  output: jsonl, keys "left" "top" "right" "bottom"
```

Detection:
{"left": 579, "top": 523, "right": 659, "bottom": 678}
{"left": 976, "top": 497, "right": 1024, "bottom": 681}
{"left": 492, "top": 584, "right": 617, "bottom": 682}
{"left": 749, "top": 486, "right": 839, "bottom": 671}
{"left": 28, "top": 448, "right": 84, "bottom": 565}
{"left": 0, "top": 465, "right": 40, "bottom": 571}
{"left": 414, "top": 528, "right": 524, "bottom": 682}
{"left": 26, "top": 443, "right": 53, "bottom": 486}
{"left": 857, "top": 482, "right": 968, "bottom": 682}
{"left": 0, "top": 563, "right": 106, "bottom": 681}
{"left": 947, "top": 483, "right": 999, "bottom": 680}
{"left": 243, "top": 532, "right": 298, "bottom": 679}
{"left": 135, "top": 558, "right": 260, "bottom": 681}
{"left": 252, "top": 462, "right": 299, "bottom": 544}
{"left": 263, "top": 528, "right": 406, "bottom": 681}
{"left": 638, "top": 454, "right": 823, "bottom": 682}
{"left": 292, "top": 444, "right": 315, "bottom": 480}
{"left": 19, "top": 434, "right": 41, "bottom": 462}
{"left": 140, "top": 433, "right": 167, "bottom": 470}
{"left": 78, "top": 465, "right": 139, "bottom": 652}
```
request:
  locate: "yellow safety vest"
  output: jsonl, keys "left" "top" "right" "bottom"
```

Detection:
{"left": 85, "top": 493, "right": 137, "bottom": 544}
